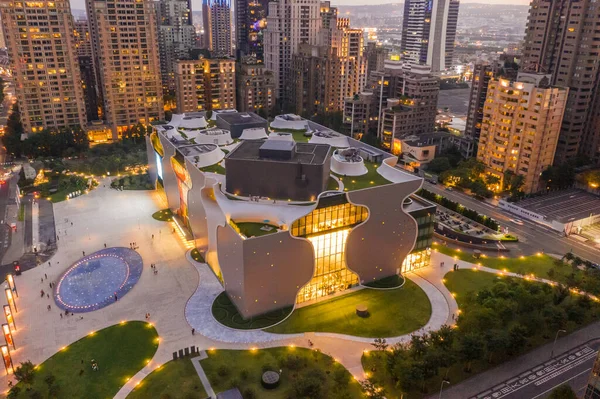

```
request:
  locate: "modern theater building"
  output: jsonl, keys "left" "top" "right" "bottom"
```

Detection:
{"left": 147, "top": 112, "right": 435, "bottom": 318}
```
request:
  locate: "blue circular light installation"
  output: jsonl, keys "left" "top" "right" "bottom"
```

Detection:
{"left": 54, "top": 248, "right": 143, "bottom": 312}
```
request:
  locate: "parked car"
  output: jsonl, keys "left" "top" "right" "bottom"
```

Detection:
{"left": 510, "top": 218, "right": 524, "bottom": 225}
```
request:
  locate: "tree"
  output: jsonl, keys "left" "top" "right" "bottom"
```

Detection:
{"left": 485, "top": 174, "right": 501, "bottom": 186}
{"left": 541, "top": 165, "right": 575, "bottom": 190}
{"left": 0, "top": 76, "right": 5, "bottom": 104}
{"left": 14, "top": 360, "right": 36, "bottom": 389}
{"left": 360, "top": 379, "right": 386, "bottom": 399}
{"left": 427, "top": 157, "right": 451, "bottom": 174}
{"left": 371, "top": 338, "right": 388, "bottom": 352}
{"left": 3, "top": 104, "right": 24, "bottom": 157}
{"left": 548, "top": 384, "right": 577, "bottom": 399}
{"left": 485, "top": 329, "right": 509, "bottom": 363}
{"left": 458, "top": 333, "right": 485, "bottom": 372}
{"left": 507, "top": 324, "right": 528, "bottom": 354}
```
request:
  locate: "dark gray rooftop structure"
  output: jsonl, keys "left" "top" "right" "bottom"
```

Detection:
{"left": 514, "top": 189, "right": 600, "bottom": 224}
{"left": 216, "top": 111, "right": 268, "bottom": 138}
{"left": 225, "top": 139, "right": 331, "bottom": 201}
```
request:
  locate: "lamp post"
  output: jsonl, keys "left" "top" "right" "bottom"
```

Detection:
{"left": 550, "top": 329, "right": 566, "bottom": 358}
{"left": 439, "top": 379, "right": 450, "bottom": 399}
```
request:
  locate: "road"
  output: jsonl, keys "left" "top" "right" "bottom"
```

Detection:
{"left": 423, "top": 182, "right": 600, "bottom": 261}
{"left": 468, "top": 340, "right": 599, "bottom": 399}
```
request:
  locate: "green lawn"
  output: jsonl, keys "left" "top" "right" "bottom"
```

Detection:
{"left": 333, "top": 161, "right": 391, "bottom": 191}
{"left": 265, "top": 279, "right": 431, "bottom": 337}
{"left": 11, "top": 321, "right": 158, "bottom": 399}
{"left": 327, "top": 176, "right": 340, "bottom": 191}
{"left": 201, "top": 348, "right": 365, "bottom": 399}
{"left": 152, "top": 209, "right": 173, "bottom": 222}
{"left": 200, "top": 163, "right": 226, "bottom": 175}
{"left": 364, "top": 274, "right": 404, "bottom": 289}
{"left": 127, "top": 358, "right": 206, "bottom": 399}
{"left": 234, "top": 222, "right": 278, "bottom": 238}
{"left": 436, "top": 245, "right": 568, "bottom": 280}
{"left": 444, "top": 268, "right": 509, "bottom": 307}
{"left": 212, "top": 292, "right": 292, "bottom": 329}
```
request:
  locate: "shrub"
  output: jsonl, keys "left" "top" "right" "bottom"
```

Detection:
{"left": 242, "top": 387, "right": 257, "bottom": 399}
{"left": 239, "top": 368, "right": 250, "bottom": 380}
{"left": 261, "top": 363, "right": 275, "bottom": 373}
{"left": 217, "top": 364, "right": 230, "bottom": 377}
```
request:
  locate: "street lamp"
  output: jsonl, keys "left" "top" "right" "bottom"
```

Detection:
{"left": 439, "top": 379, "right": 450, "bottom": 399}
{"left": 550, "top": 329, "right": 566, "bottom": 358}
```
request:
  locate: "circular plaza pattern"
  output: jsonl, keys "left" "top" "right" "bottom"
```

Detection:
{"left": 54, "top": 247, "right": 143, "bottom": 312}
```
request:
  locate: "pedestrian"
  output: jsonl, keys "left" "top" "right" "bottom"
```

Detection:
{"left": 48, "top": 261, "right": 51, "bottom": 267}
{"left": 71, "top": 222, "right": 73, "bottom": 226}
{"left": 60, "top": 313, "right": 63, "bottom": 319}
{"left": 41, "top": 278, "right": 43, "bottom": 283}
{"left": 41, "top": 289, "right": 44, "bottom": 297}
{"left": 46, "top": 293, "right": 49, "bottom": 299}
{"left": 47, "top": 304, "right": 51, "bottom": 311}
{"left": 192, "top": 328, "right": 195, "bottom": 335}
{"left": 152, "top": 234, "right": 154, "bottom": 240}
{"left": 104, "top": 243, "right": 107, "bottom": 248}
{"left": 114, "top": 293, "right": 118, "bottom": 302}
{"left": 82, "top": 251, "right": 85, "bottom": 256}
{"left": 65, "top": 310, "right": 69, "bottom": 316}
{"left": 45, "top": 273, "right": 47, "bottom": 279}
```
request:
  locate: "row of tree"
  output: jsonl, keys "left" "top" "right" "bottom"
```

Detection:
{"left": 369, "top": 277, "right": 598, "bottom": 396}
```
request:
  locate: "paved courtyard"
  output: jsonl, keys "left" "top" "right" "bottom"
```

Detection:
{"left": 1, "top": 181, "right": 454, "bottom": 397}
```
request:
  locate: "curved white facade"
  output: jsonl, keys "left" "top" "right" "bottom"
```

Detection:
{"left": 309, "top": 131, "right": 350, "bottom": 148}
{"left": 268, "top": 132, "right": 295, "bottom": 141}
{"left": 188, "top": 145, "right": 226, "bottom": 169}
{"left": 190, "top": 129, "right": 233, "bottom": 146}
{"left": 271, "top": 114, "right": 309, "bottom": 130}
{"left": 330, "top": 148, "right": 368, "bottom": 176}
{"left": 240, "top": 127, "right": 268, "bottom": 140}
{"left": 179, "top": 116, "right": 208, "bottom": 130}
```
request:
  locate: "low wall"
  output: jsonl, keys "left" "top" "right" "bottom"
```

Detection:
{"left": 434, "top": 232, "right": 510, "bottom": 252}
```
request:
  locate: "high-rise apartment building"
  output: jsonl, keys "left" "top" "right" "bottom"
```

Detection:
{"left": 343, "top": 91, "right": 375, "bottom": 139}
{"left": 379, "top": 63, "right": 439, "bottom": 149}
{"left": 203, "top": 0, "right": 232, "bottom": 57}
{"left": 476, "top": 74, "right": 568, "bottom": 193}
{"left": 400, "top": 0, "right": 460, "bottom": 72}
{"left": 365, "top": 42, "right": 389, "bottom": 74}
{"left": 465, "top": 63, "right": 494, "bottom": 142}
{"left": 74, "top": 19, "right": 99, "bottom": 123}
{"left": 87, "top": 0, "right": 164, "bottom": 139}
{"left": 175, "top": 57, "right": 236, "bottom": 113}
{"left": 235, "top": 0, "right": 269, "bottom": 61}
{"left": 522, "top": 0, "right": 600, "bottom": 164}
{"left": 0, "top": 0, "right": 87, "bottom": 135}
{"left": 264, "top": 0, "right": 322, "bottom": 101}
{"left": 289, "top": 4, "right": 366, "bottom": 115}
{"left": 236, "top": 57, "right": 275, "bottom": 114}
{"left": 157, "top": 0, "right": 195, "bottom": 93}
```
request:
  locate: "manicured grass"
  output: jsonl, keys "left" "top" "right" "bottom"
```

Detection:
{"left": 327, "top": 176, "right": 340, "bottom": 191}
{"left": 17, "top": 203, "right": 24, "bottom": 221}
{"left": 235, "top": 222, "right": 278, "bottom": 238}
{"left": 364, "top": 274, "right": 405, "bottom": 289}
{"left": 201, "top": 348, "right": 365, "bottom": 399}
{"left": 436, "top": 245, "right": 563, "bottom": 280}
{"left": 190, "top": 248, "right": 205, "bottom": 263}
{"left": 265, "top": 279, "right": 431, "bottom": 337}
{"left": 212, "top": 292, "right": 292, "bottom": 329}
{"left": 200, "top": 163, "right": 226, "bottom": 175}
{"left": 443, "top": 269, "right": 507, "bottom": 307}
{"left": 333, "top": 161, "right": 391, "bottom": 191}
{"left": 127, "top": 358, "right": 206, "bottom": 399}
{"left": 152, "top": 208, "right": 173, "bottom": 222}
{"left": 12, "top": 321, "right": 158, "bottom": 399}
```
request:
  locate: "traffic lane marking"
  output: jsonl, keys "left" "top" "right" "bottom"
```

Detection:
{"left": 469, "top": 345, "right": 596, "bottom": 399}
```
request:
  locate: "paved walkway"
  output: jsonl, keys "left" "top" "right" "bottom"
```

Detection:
{"left": 191, "top": 352, "right": 216, "bottom": 399}
{"left": 3, "top": 183, "right": 457, "bottom": 398}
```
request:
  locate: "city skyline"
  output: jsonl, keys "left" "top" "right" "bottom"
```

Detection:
{"left": 68, "top": 0, "right": 531, "bottom": 12}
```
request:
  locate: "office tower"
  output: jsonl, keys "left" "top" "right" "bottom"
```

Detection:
{"left": 365, "top": 42, "right": 389, "bottom": 74}
{"left": 87, "top": 0, "right": 164, "bottom": 139}
{"left": 235, "top": 0, "right": 269, "bottom": 61}
{"left": 464, "top": 62, "right": 494, "bottom": 142}
{"left": 0, "top": 0, "right": 87, "bottom": 135}
{"left": 203, "top": 0, "right": 233, "bottom": 57}
{"left": 400, "top": 0, "right": 460, "bottom": 72}
{"left": 264, "top": 0, "right": 322, "bottom": 101}
{"left": 236, "top": 57, "right": 275, "bottom": 114}
{"left": 157, "top": 0, "right": 195, "bottom": 93}
{"left": 522, "top": 0, "right": 600, "bottom": 164}
{"left": 73, "top": 19, "right": 99, "bottom": 123}
{"left": 175, "top": 57, "right": 236, "bottom": 113}
{"left": 379, "top": 63, "right": 439, "bottom": 149}
{"left": 476, "top": 73, "right": 568, "bottom": 193}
